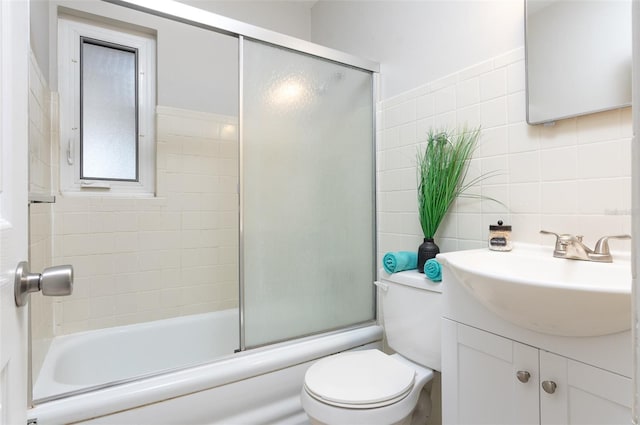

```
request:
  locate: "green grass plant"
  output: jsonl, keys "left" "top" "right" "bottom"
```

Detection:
{"left": 417, "top": 126, "right": 500, "bottom": 239}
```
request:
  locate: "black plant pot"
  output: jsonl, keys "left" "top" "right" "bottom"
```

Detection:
{"left": 417, "top": 238, "right": 440, "bottom": 273}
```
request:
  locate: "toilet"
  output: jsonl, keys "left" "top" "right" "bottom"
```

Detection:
{"left": 301, "top": 270, "right": 442, "bottom": 425}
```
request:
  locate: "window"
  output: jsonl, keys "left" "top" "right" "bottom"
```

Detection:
{"left": 58, "top": 16, "right": 156, "bottom": 195}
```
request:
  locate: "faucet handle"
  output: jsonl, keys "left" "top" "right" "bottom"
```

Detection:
{"left": 540, "top": 229, "right": 562, "bottom": 244}
{"left": 540, "top": 230, "right": 560, "bottom": 238}
{"left": 540, "top": 230, "right": 567, "bottom": 252}
{"left": 593, "top": 235, "right": 631, "bottom": 255}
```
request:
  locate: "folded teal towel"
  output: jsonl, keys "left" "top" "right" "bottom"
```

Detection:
{"left": 382, "top": 251, "right": 418, "bottom": 274}
{"left": 424, "top": 258, "right": 442, "bottom": 282}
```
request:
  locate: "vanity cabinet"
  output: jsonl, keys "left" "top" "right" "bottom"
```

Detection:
{"left": 442, "top": 319, "right": 631, "bottom": 425}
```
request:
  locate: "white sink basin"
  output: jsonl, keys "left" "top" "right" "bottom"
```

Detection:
{"left": 437, "top": 244, "right": 631, "bottom": 337}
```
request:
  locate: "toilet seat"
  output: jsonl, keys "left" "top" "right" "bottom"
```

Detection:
{"left": 303, "top": 349, "right": 416, "bottom": 409}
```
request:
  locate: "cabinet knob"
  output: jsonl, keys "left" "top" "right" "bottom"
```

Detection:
{"left": 516, "top": 370, "right": 531, "bottom": 383}
{"left": 541, "top": 380, "right": 557, "bottom": 394}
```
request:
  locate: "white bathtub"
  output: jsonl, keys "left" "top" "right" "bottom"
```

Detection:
{"left": 34, "top": 310, "right": 240, "bottom": 400}
{"left": 29, "top": 310, "right": 382, "bottom": 425}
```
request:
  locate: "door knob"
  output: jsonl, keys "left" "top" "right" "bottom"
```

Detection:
{"left": 541, "top": 380, "right": 557, "bottom": 394}
{"left": 14, "top": 261, "right": 73, "bottom": 307}
{"left": 516, "top": 370, "right": 531, "bottom": 383}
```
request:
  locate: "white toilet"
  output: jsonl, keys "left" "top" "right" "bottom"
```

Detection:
{"left": 301, "top": 270, "right": 442, "bottom": 425}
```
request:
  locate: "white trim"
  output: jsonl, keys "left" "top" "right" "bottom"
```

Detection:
{"left": 0, "top": 0, "right": 30, "bottom": 422}
{"left": 58, "top": 15, "right": 156, "bottom": 195}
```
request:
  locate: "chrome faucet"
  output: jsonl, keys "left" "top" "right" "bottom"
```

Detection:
{"left": 540, "top": 230, "right": 630, "bottom": 263}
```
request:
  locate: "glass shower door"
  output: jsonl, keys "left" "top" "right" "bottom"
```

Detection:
{"left": 242, "top": 39, "right": 376, "bottom": 348}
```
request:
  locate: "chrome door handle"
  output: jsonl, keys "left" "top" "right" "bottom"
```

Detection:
{"left": 14, "top": 261, "right": 73, "bottom": 307}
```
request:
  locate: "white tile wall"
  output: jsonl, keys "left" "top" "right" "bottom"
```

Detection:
{"left": 28, "top": 51, "right": 52, "bottom": 196}
{"left": 377, "top": 47, "right": 632, "bottom": 262}
{"left": 50, "top": 106, "right": 239, "bottom": 335}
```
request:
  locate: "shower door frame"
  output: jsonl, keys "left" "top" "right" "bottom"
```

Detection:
{"left": 102, "top": 0, "right": 380, "bottom": 72}
{"left": 103, "top": 0, "right": 381, "bottom": 352}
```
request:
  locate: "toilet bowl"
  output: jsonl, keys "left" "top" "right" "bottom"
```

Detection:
{"left": 301, "top": 350, "right": 434, "bottom": 425}
{"left": 301, "top": 270, "right": 442, "bottom": 425}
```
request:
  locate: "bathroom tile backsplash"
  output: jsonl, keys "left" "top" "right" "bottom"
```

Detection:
{"left": 29, "top": 46, "right": 240, "bottom": 372}
{"left": 377, "top": 47, "right": 632, "bottom": 263}
{"left": 29, "top": 70, "right": 238, "bottom": 338}
{"left": 49, "top": 104, "right": 239, "bottom": 335}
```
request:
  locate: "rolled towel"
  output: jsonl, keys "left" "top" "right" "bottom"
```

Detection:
{"left": 382, "top": 251, "right": 418, "bottom": 274}
{"left": 424, "top": 258, "right": 442, "bottom": 282}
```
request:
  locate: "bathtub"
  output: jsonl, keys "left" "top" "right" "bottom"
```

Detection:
{"left": 29, "top": 309, "right": 382, "bottom": 425}
{"left": 34, "top": 310, "right": 240, "bottom": 401}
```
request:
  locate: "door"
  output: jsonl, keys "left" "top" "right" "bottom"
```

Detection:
{"left": 241, "top": 38, "right": 375, "bottom": 348}
{"left": 0, "top": 0, "right": 30, "bottom": 423}
{"left": 540, "top": 351, "right": 631, "bottom": 425}
{"left": 441, "top": 319, "right": 539, "bottom": 425}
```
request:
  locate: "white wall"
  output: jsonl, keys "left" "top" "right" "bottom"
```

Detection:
{"left": 30, "top": 0, "right": 50, "bottom": 84}
{"left": 309, "top": 1, "right": 631, "bottom": 257}
{"left": 49, "top": 0, "right": 239, "bottom": 116}
{"left": 52, "top": 107, "right": 239, "bottom": 335}
{"left": 29, "top": 40, "right": 241, "bottom": 338}
{"left": 376, "top": 48, "right": 631, "bottom": 262}
{"left": 311, "top": 0, "right": 523, "bottom": 100}
{"left": 177, "top": 0, "right": 314, "bottom": 40}
{"left": 40, "top": 0, "right": 316, "bottom": 115}
{"left": 29, "top": 0, "right": 313, "bottom": 337}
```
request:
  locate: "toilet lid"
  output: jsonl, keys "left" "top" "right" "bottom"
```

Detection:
{"left": 304, "top": 349, "right": 415, "bottom": 408}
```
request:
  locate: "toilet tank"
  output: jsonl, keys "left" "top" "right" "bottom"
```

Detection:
{"left": 377, "top": 269, "right": 442, "bottom": 371}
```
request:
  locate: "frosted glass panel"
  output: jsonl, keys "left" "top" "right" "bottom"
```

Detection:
{"left": 243, "top": 40, "right": 375, "bottom": 347}
{"left": 81, "top": 40, "right": 137, "bottom": 180}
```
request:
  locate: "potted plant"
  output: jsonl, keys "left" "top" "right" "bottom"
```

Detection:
{"left": 416, "top": 126, "right": 497, "bottom": 272}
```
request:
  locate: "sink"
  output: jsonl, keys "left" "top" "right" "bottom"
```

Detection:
{"left": 437, "top": 244, "right": 631, "bottom": 337}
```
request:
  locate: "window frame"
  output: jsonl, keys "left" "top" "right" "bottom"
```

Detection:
{"left": 58, "top": 16, "right": 156, "bottom": 195}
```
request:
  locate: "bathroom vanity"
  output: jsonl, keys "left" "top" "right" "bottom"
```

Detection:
{"left": 438, "top": 246, "right": 632, "bottom": 424}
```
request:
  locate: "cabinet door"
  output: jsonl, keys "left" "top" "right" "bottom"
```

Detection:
{"left": 540, "top": 351, "right": 631, "bottom": 425}
{"left": 442, "top": 319, "right": 539, "bottom": 425}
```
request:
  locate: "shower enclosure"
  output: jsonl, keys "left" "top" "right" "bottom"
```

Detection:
{"left": 28, "top": 0, "right": 377, "bottom": 404}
